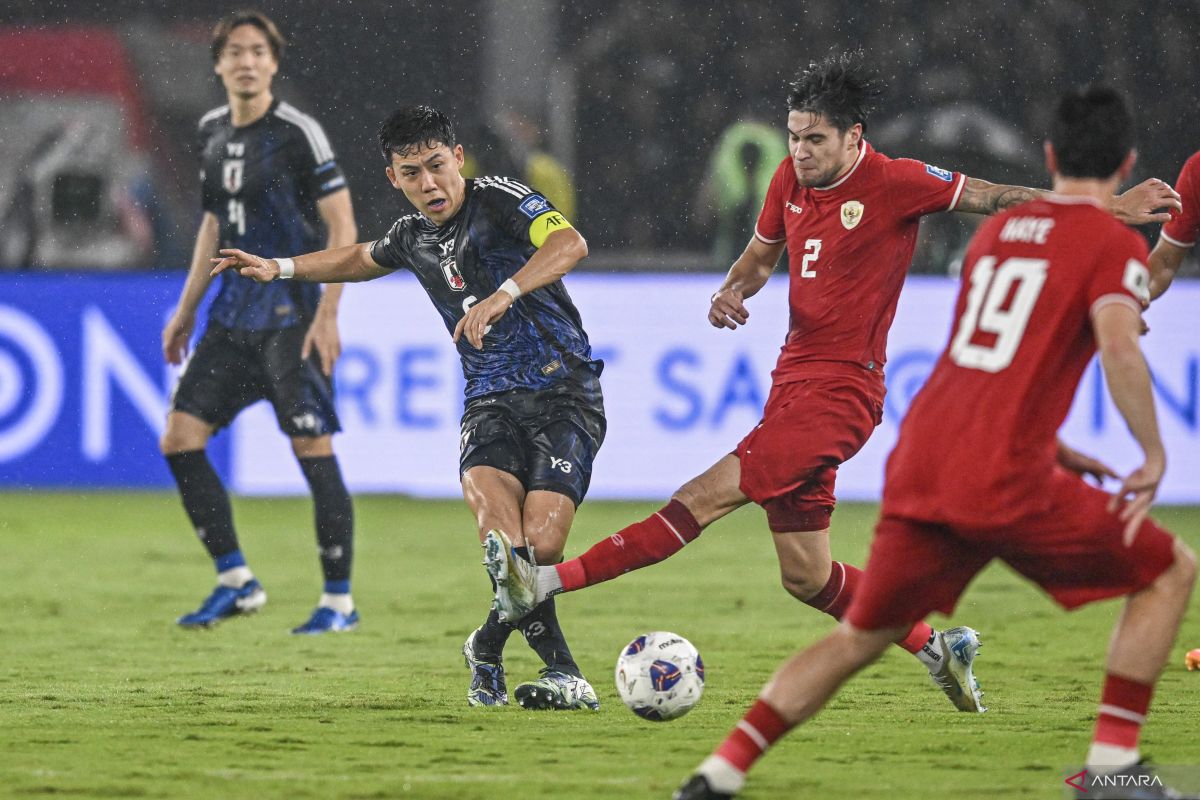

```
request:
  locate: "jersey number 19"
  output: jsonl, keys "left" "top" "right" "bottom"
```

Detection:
{"left": 949, "top": 256, "right": 1048, "bottom": 373}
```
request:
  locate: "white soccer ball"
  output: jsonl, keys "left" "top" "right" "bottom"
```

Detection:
{"left": 614, "top": 631, "right": 705, "bottom": 721}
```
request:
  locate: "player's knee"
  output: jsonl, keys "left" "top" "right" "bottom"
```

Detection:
{"left": 1170, "top": 539, "right": 1197, "bottom": 589}
{"left": 780, "top": 568, "right": 827, "bottom": 603}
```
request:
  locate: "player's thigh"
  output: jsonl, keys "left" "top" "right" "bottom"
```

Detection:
{"left": 845, "top": 516, "right": 992, "bottom": 632}
{"left": 460, "top": 394, "right": 529, "bottom": 503}
{"left": 993, "top": 470, "right": 1179, "bottom": 610}
{"left": 525, "top": 370, "right": 607, "bottom": 507}
{"left": 259, "top": 325, "right": 341, "bottom": 437}
{"left": 170, "top": 325, "right": 263, "bottom": 432}
{"left": 461, "top": 465, "right": 526, "bottom": 544}
{"left": 521, "top": 490, "right": 577, "bottom": 562}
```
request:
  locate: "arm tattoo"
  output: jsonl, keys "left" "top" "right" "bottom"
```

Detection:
{"left": 957, "top": 178, "right": 1046, "bottom": 215}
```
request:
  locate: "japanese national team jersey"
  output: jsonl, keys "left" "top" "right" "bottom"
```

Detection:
{"left": 198, "top": 99, "right": 348, "bottom": 330}
{"left": 755, "top": 141, "right": 966, "bottom": 380}
{"left": 370, "top": 177, "right": 595, "bottom": 398}
{"left": 1160, "top": 150, "right": 1200, "bottom": 248}
{"left": 882, "top": 196, "right": 1151, "bottom": 528}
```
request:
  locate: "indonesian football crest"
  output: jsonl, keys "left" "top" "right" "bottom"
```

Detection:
{"left": 840, "top": 200, "right": 864, "bottom": 230}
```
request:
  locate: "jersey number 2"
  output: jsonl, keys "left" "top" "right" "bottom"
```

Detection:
{"left": 949, "top": 256, "right": 1048, "bottom": 372}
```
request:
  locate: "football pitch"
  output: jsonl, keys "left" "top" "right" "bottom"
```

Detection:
{"left": 2, "top": 493, "right": 1197, "bottom": 799}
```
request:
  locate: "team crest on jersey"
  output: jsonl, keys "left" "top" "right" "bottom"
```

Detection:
{"left": 440, "top": 255, "right": 466, "bottom": 291}
{"left": 840, "top": 200, "right": 864, "bottom": 230}
{"left": 223, "top": 160, "right": 244, "bottom": 193}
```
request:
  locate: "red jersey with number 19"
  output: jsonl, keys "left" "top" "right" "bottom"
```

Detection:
{"left": 755, "top": 141, "right": 966, "bottom": 382}
{"left": 881, "top": 196, "right": 1151, "bottom": 528}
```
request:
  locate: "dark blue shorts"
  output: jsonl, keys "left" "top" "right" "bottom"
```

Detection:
{"left": 171, "top": 323, "right": 340, "bottom": 437}
{"left": 459, "top": 367, "right": 606, "bottom": 506}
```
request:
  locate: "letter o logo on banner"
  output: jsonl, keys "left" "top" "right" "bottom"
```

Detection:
{"left": 0, "top": 306, "right": 65, "bottom": 461}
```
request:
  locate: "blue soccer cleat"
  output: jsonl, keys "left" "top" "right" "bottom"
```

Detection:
{"left": 176, "top": 579, "right": 267, "bottom": 628}
{"left": 463, "top": 628, "right": 508, "bottom": 706}
{"left": 291, "top": 606, "right": 360, "bottom": 635}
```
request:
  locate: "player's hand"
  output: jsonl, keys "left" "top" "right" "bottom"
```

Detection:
{"left": 1107, "top": 455, "right": 1165, "bottom": 546}
{"left": 1110, "top": 178, "right": 1181, "bottom": 225}
{"left": 302, "top": 310, "right": 341, "bottom": 377}
{"left": 161, "top": 312, "right": 195, "bottom": 365}
{"left": 708, "top": 287, "right": 749, "bottom": 330}
{"left": 210, "top": 249, "right": 280, "bottom": 283}
{"left": 453, "top": 291, "right": 512, "bottom": 350}
{"left": 1056, "top": 440, "right": 1119, "bottom": 485}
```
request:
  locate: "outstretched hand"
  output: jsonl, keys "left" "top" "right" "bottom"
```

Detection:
{"left": 708, "top": 287, "right": 749, "bottom": 330}
{"left": 1110, "top": 178, "right": 1182, "bottom": 225}
{"left": 453, "top": 291, "right": 512, "bottom": 350}
{"left": 1107, "top": 458, "right": 1165, "bottom": 546}
{"left": 210, "top": 249, "right": 279, "bottom": 283}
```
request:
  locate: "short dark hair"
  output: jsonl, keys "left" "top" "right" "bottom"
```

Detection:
{"left": 378, "top": 105, "right": 456, "bottom": 161}
{"left": 1049, "top": 85, "right": 1133, "bottom": 179}
{"left": 786, "top": 50, "right": 882, "bottom": 134}
{"left": 211, "top": 10, "right": 285, "bottom": 63}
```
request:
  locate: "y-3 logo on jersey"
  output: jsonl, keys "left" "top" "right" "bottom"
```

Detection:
{"left": 550, "top": 457, "right": 573, "bottom": 474}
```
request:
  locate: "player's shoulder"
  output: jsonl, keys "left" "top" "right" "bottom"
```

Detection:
{"left": 197, "top": 104, "right": 230, "bottom": 132}
{"left": 472, "top": 176, "right": 562, "bottom": 221}
{"left": 473, "top": 175, "right": 537, "bottom": 200}
{"left": 273, "top": 101, "right": 336, "bottom": 162}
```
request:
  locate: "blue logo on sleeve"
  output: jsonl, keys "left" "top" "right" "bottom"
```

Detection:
{"left": 518, "top": 194, "right": 551, "bottom": 219}
{"left": 925, "top": 164, "right": 954, "bottom": 182}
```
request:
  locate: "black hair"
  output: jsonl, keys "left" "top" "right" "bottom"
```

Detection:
{"left": 211, "top": 10, "right": 285, "bottom": 63}
{"left": 1049, "top": 85, "right": 1133, "bottom": 179}
{"left": 786, "top": 50, "right": 882, "bottom": 133}
{"left": 378, "top": 105, "right": 456, "bottom": 161}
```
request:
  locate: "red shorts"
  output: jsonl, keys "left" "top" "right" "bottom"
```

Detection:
{"left": 735, "top": 367, "right": 883, "bottom": 533}
{"left": 845, "top": 468, "right": 1178, "bottom": 631}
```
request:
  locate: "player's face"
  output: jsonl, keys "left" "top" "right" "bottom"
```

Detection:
{"left": 787, "top": 111, "right": 863, "bottom": 187}
{"left": 386, "top": 143, "right": 467, "bottom": 225}
{"left": 214, "top": 24, "right": 278, "bottom": 100}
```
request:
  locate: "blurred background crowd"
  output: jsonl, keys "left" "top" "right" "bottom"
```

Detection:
{"left": 1, "top": 0, "right": 1197, "bottom": 274}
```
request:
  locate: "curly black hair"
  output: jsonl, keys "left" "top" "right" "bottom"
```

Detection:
{"left": 1050, "top": 85, "right": 1132, "bottom": 179}
{"left": 378, "top": 105, "right": 456, "bottom": 162}
{"left": 786, "top": 50, "right": 882, "bottom": 133}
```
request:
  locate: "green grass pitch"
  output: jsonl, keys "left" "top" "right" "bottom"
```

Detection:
{"left": 1, "top": 493, "right": 1197, "bottom": 799}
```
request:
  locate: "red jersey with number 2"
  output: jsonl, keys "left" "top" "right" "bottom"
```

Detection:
{"left": 882, "top": 196, "right": 1151, "bottom": 528}
{"left": 755, "top": 141, "right": 966, "bottom": 381}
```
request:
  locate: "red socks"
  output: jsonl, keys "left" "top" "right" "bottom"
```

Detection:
{"left": 1094, "top": 673, "right": 1153, "bottom": 750}
{"left": 556, "top": 500, "right": 701, "bottom": 591}
{"left": 803, "top": 561, "right": 933, "bottom": 654}
{"left": 714, "top": 698, "right": 791, "bottom": 773}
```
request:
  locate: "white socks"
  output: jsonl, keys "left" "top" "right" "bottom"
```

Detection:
{"left": 914, "top": 630, "right": 945, "bottom": 671}
{"left": 217, "top": 566, "right": 254, "bottom": 588}
{"left": 320, "top": 592, "right": 354, "bottom": 615}
{"left": 535, "top": 566, "right": 564, "bottom": 602}
{"left": 1086, "top": 742, "right": 1139, "bottom": 774}
{"left": 696, "top": 755, "right": 746, "bottom": 795}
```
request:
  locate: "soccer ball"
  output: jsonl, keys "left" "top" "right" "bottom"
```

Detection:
{"left": 614, "top": 631, "right": 705, "bottom": 721}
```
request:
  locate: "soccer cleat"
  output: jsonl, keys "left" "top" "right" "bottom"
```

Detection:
{"left": 462, "top": 628, "right": 508, "bottom": 706}
{"left": 1071, "top": 761, "right": 1200, "bottom": 799}
{"left": 176, "top": 579, "right": 266, "bottom": 628}
{"left": 291, "top": 607, "right": 359, "bottom": 634}
{"left": 514, "top": 668, "right": 600, "bottom": 711}
{"left": 482, "top": 529, "right": 537, "bottom": 623}
{"left": 673, "top": 775, "right": 734, "bottom": 800}
{"left": 929, "top": 626, "right": 986, "bottom": 712}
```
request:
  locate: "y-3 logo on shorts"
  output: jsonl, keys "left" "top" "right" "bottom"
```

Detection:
{"left": 550, "top": 457, "right": 573, "bottom": 474}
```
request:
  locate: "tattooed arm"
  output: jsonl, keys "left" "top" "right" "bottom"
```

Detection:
{"left": 954, "top": 177, "right": 1180, "bottom": 225}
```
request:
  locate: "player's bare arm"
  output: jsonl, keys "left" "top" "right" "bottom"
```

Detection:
{"left": 163, "top": 212, "right": 221, "bottom": 365}
{"left": 303, "top": 189, "right": 359, "bottom": 376}
{"left": 453, "top": 227, "right": 588, "bottom": 350}
{"left": 957, "top": 177, "right": 1180, "bottom": 224}
{"left": 1055, "top": 439, "right": 1119, "bottom": 485}
{"left": 211, "top": 241, "right": 389, "bottom": 284}
{"left": 1093, "top": 302, "right": 1166, "bottom": 543}
{"left": 1147, "top": 237, "right": 1189, "bottom": 301}
{"left": 709, "top": 236, "right": 785, "bottom": 330}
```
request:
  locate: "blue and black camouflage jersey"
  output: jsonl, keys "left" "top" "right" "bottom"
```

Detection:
{"left": 198, "top": 99, "right": 347, "bottom": 331}
{"left": 370, "top": 177, "right": 598, "bottom": 398}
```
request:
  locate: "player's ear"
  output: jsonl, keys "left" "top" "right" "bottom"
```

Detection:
{"left": 385, "top": 165, "right": 400, "bottom": 189}
{"left": 1043, "top": 141, "right": 1057, "bottom": 176}
{"left": 1118, "top": 149, "right": 1137, "bottom": 181}
{"left": 453, "top": 144, "right": 465, "bottom": 168}
{"left": 848, "top": 123, "right": 863, "bottom": 148}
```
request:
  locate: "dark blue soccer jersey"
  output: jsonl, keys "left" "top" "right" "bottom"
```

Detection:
{"left": 198, "top": 99, "right": 347, "bottom": 331}
{"left": 370, "top": 177, "right": 598, "bottom": 398}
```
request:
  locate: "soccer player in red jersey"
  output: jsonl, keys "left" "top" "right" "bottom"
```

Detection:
{"left": 488, "top": 52, "right": 1181, "bottom": 713}
{"left": 1147, "top": 149, "right": 1200, "bottom": 299}
{"left": 672, "top": 85, "right": 1198, "bottom": 800}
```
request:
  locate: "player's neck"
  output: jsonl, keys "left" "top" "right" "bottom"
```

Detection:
{"left": 228, "top": 91, "right": 275, "bottom": 128}
{"left": 1050, "top": 175, "right": 1119, "bottom": 205}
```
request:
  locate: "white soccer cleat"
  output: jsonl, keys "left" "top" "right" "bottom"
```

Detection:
{"left": 514, "top": 668, "right": 600, "bottom": 711}
{"left": 929, "top": 626, "right": 986, "bottom": 713}
{"left": 482, "top": 529, "right": 537, "bottom": 623}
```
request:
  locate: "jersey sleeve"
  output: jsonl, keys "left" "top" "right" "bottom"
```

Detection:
{"left": 284, "top": 115, "right": 348, "bottom": 201}
{"left": 368, "top": 218, "right": 411, "bottom": 272}
{"left": 1160, "top": 153, "right": 1200, "bottom": 248}
{"left": 197, "top": 123, "right": 217, "bottom": 214}
{"left": 478, "top": 178, "right": 576, "bottom": 247}
{"left": 753, "top": 158, "right": 791, "bottom": 244}
{"left": 885, "top": 158, "right": 967, "bottom": 219}
{"left": 1086, "top": 226, "right": 1151, "bottom": 318}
